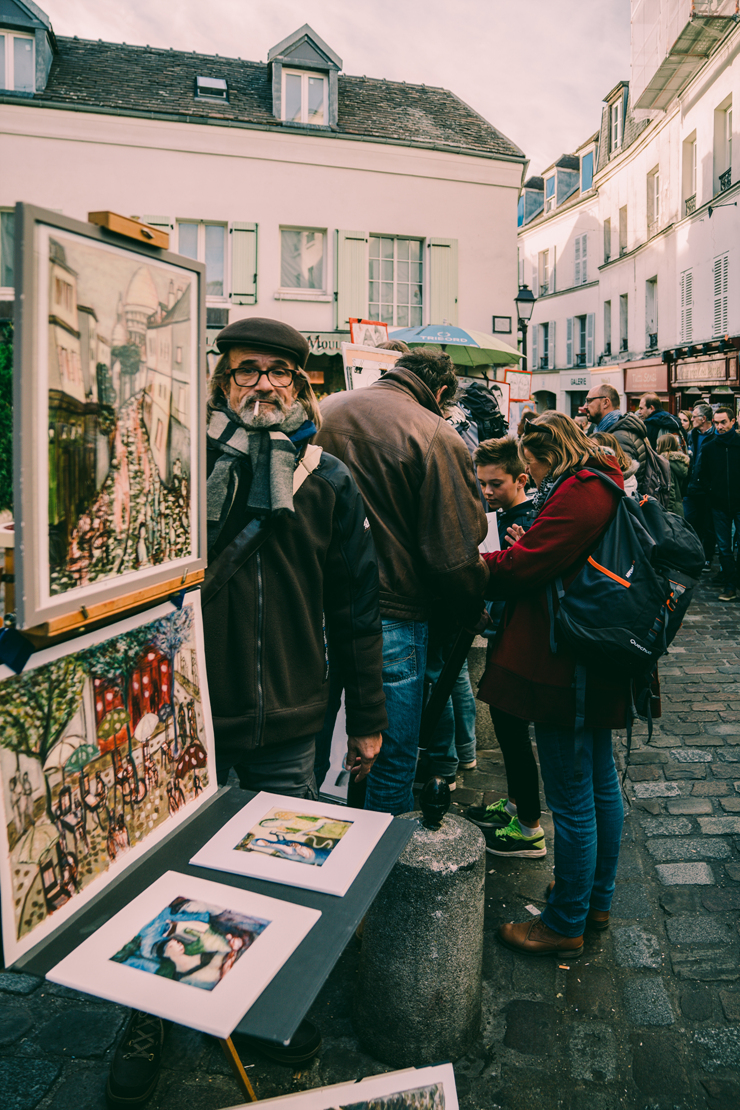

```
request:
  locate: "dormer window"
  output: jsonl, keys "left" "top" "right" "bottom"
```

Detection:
{"left": 610, "top": 99, "right": 623, "bottom": 152}
{"left": 581, "top": 150, "right": 594, "bottom": 192}
{"left": 195, "top": 76, "right": 228, "bottom": 103}
{"left": 0, "top": 32, "right": 35, "bottom": 93}
{"left": 282, "top": 69, "right": 326, "bottom": 125}
{"left": 545, "top": 175, "right": 555, "bottom": 212}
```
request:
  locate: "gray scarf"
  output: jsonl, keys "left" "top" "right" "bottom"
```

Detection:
{"left": 206, "top": 401, "right": 308, "bottom": 549}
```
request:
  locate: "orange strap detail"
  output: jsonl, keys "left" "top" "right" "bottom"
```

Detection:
{"left": 587, "top": 555, "right": 631, "bottom": 588}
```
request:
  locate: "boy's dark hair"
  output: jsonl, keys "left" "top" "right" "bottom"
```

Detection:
{"left": 473, "top": 436, "right": 525, "bottom": 479}
{"left": 394, "top": 347, "right": 458, "bottom": 407}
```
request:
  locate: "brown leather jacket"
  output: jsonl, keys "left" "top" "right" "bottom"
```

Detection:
{"left": 316, "top": 367, "right": 488, "bottom": 625}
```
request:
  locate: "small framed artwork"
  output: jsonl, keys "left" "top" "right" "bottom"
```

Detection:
{"left": 0, "top": 592, "right": 216, "bottom": 964}
{"left": 47, "top": 871, "right": 321, "bottom": 1038}
{"left": 191, "top": 792, "right": 393, "bottom": 897}
{"left": 492, "top": 315, "right": 512, "bottom": 334}
{"left": 341, "top": 343, "right": 401, "bottom": 391}
{"left": 349, "top": 318, "right": 389, "bottom": 346}
{"left": 223, "top": 1063, "right": 458, "bottom": 1110}
{"left": 506, "top": 368, "right": 533, "bottom": 402}
{"left": 13, "top": 203, "right": 207, "bottom": 631}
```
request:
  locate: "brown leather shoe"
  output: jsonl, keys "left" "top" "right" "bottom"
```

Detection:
{"left": 544, "top": 880, "right": 610, "bottom": 931}
{"left": 497, "top": 916, "right": 583, "bottom": 957}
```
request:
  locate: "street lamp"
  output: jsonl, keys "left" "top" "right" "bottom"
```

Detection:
{"left": 514, "top": 285, "right": 537, "bottom": 374}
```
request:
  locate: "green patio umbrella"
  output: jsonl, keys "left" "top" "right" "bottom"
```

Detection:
{"left": 65, "top": 744, "right": 100, "bottom": 774}
{"left": 388, "top": 325, "right": 522, "bottom": 367}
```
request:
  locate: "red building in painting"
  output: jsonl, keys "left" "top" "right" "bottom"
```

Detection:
{"left": 93, "top": 648, "right": 170, "bottom": 753}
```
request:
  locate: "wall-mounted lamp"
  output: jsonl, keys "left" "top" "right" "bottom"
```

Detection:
{"left": 708, "top": 202, "right": 737, "bottom": 218}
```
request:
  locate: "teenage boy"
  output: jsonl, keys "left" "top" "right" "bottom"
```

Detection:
{"left": 464, "top": 437, "right": 546, "bottom": 859}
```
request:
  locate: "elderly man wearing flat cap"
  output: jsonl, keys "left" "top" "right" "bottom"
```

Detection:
{"left": 105, "top": 318, "right": 386, "bottom": 1107}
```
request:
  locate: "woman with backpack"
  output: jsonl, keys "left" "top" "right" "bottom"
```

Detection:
{"left": 657, "top": 433, "right": 689, "bottom": 516}
{"left": 478, "top": 411, "right": 626, "bottom": 958}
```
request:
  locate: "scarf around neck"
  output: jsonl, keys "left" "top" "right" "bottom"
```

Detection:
{"left": 206, "top": 400, "right": 316, "bottom": 550}
{"left": 530, "top": 471, "right": 557, "bottom": 516}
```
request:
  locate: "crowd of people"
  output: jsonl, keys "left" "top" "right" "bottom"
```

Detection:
{"left": 105, "top": 317, "right": 738, "bottom": 1106}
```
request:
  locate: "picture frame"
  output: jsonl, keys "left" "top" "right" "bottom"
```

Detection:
{"left": 341, "top": 342, "right": 400, "bottom": 391}
{"left": 349, "top": 317, "right": 389, "bottom": 346}
{"left": 13, "top": 203, "right": 207, "bottom": 631}
{"left": 492, "top": 315, "right": 512, "bottom": 334}
{"left": 0, "top": 592, "right": 217, "bottom": 964}
{"left": 190, "top": 792, "right": 393, "bottom": 897}
{"left": 47, "top": 870, "right": 321, "bottom": 1039}
{"left": 505, "top": 368, "right": 533, "bottom": 402}
{"left": 223, "top": 1063, "right": 458, "bottom": 1110}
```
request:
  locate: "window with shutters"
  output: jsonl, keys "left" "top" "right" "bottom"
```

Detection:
{"left": 604, "top": 301, "right": 612, "bottom": 356}
{"left": 619, "top": 294, "right": 629, "bottom": 352}
{"left": 545, "top": 175, "right": 555, "bottom": 213}
{"left": 369, "top": 237, "right": 423, "bottom": 326}
{"left": 177, "top": 221, "right": 227, "bottom": 298}
{"left": 538, "top": 250, "right": 550, "bottom": 296}
{"left": 566, "top": 317, "right": 573, "bottom": 366}
{"left": 713, "top": 254, "right": 729, "bottom": 338}
{"left": 0, "top": 208, "right": 14, "bottom": 291}
{"left": 574, "top": 234, "right": 588, "bottom": 285}
{"left": 646, "top": 277, "right": 658, "bottom": 349}
{"left": 573, "top": 315, "right": 588, "bottom": 366}
{"left": 610, "top": 99, "right": 622, "bottom": 153}
{"left": 713, "top": 96, "right": 733, "bottom": 194}
{"left": 581, "top": 150, "right": 594, "bottom": 193}
{"left": 647, "top": 168, "right": 660, "bottom": 236}
{"left": 280, "top": 228, "right": 325, "bottom": 292}
{"left": 603, "top": 218, "right": 612, "bottom": 264}
{"left": 619, "top": 206, "right": 628, "bottom": 256}
{"left": 548, "top": 321, "right": 556, "bottom": 369}
{"left": 0, "top": 32, "right": 35, "bottom": 92}
{"left": 680, "top": 269, "right": 693, "bottom": 342}
{"left": 540, "top": 323, "right": 549, "bottom": 369}
{"left": 682, "top": 133, "right": 697, "bottom": 214}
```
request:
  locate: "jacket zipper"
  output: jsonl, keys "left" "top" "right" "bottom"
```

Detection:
{"left": 255, "top": 551, "right": 265, "bottom": 746}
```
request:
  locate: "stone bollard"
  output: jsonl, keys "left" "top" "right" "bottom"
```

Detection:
{"left": 353, "top": 809, "right": 486, "bottom": 1066}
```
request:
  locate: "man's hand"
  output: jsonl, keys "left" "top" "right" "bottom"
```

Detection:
{"left": 345, "top": 733, "right": 383, "bottom": 781}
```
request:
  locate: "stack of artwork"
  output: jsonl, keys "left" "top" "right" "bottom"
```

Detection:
{"left": 222, "top": 1064, "right": 458, "bottom": 1110}
{"left": 191, "top": 793, "right": 393, "bottom": 897}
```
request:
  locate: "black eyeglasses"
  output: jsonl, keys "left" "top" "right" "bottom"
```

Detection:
{"left": 231, "top": 366, "right": 296, "bottom": 388}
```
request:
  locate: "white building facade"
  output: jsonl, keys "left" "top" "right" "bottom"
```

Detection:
{"left": 0, "top": 4, "right": 526, "bottom": 391}
{"left": 518, "top": 1, "right": 740, "bottom": 417}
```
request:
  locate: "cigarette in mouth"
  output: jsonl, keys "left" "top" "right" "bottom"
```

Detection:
{"left": 254, "top": 401, "right": 260, "bottom": 416}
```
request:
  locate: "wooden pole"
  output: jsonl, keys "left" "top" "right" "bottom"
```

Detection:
{"left": 219, "top": 1037, "right": 257, "bottom": 1102}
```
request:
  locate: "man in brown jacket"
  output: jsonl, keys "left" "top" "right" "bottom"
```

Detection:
{"left": 316, "top": 348, "right": 488, "bottom": 814}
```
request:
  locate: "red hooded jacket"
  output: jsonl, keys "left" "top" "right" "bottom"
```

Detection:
{"left": 477, "top": 461, "right": 628, "bottom": 728}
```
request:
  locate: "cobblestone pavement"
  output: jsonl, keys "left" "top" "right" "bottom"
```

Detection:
{"left": 1, "top": 580, "right": 739, "bottom": 1110}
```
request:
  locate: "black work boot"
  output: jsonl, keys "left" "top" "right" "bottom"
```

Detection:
{"left": 106, "top": 1010, "right": 168, "bottom": 1106}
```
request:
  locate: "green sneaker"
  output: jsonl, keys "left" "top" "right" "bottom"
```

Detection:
{"left": 465, "top": 796, "right": 513, "bottom": 829}
{"left": 485, "top": 817, "right": 547, "bottom": 858}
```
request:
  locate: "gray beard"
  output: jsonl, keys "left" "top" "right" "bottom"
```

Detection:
{"left": 232, "top": 395, "right": 288, "bottom": 428}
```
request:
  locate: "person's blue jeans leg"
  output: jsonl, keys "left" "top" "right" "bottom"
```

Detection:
{"left": 364, "top": 619, "right": 428, "bottom": 815}
{"left": 712, "top": 509, "right": 739, "bottom": 588}
{"left": 534, "top": 723, "right": 623, "bottom": 937}
{"left": 451, "top": 660, "right": 477, "bottom": 766}
{"left": 423, "top": 632, "right": 457, "bottom": 779}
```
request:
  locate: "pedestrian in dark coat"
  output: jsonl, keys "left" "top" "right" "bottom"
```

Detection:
{"left": 478, "top": 412, "right": 625, "bottom": 959}
{"left": 697, "top": 406, "right": 740, "bottom": 600}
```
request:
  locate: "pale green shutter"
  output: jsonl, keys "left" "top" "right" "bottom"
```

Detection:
{"left": 336, "top": 230, "right": 369, "bottom": 328}
{"left": 429, "top": 238, "right": 458, "bottom": 325}
{"left": 231, "top": 223, "right": 258, "bottom": 304}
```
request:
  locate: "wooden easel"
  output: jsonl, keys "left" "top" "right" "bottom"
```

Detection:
{"left": 219, "top": 1037, "right": 258, "bottom": 1102}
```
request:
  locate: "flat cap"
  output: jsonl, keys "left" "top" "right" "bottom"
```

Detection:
{"left": 215, "top": 317, "right": 310, "bottom": 368}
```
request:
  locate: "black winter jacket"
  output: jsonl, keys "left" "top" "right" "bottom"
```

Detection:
{"left": 697, "top": 429, "right": 740, "bottom": 513}
{"left": 644, "top": 409, "right": 683, "bottom": 450}
{"left": 203, "top": 445, "right": 387, "bottom": 763}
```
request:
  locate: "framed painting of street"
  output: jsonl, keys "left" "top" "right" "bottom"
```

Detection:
{"left": 222, "top": 1063, "right": 458, "bottom": 1110}
{"left": 190, "top": 792, "right": 393, "bottom": 896}
{"left": 12, "top": 204, "right": 207, "bottom": 630}
{"left": 0, "top": 592, "right": 216, "bottom": 964}
{"left": 47, "top": 871, "right": 321, "bottom": 1038}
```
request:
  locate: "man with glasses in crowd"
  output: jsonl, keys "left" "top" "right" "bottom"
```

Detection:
{"left": 106, "top": 318, "right": 387, "bottom": 1106}
{"left": 697, "top": 406, "right": 740, "bottom": 600}
{"left": 685, "top": 403, "right": 717, "bottom": 572}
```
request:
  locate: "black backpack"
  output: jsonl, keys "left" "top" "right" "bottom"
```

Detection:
{"left": 639, "top": 438, "right": 673, "bottom": 509}
{"left": 545, "top": 469, "right": 704, "bottom": 778}
{"left": 459, "top": 381, "right": 508, "bottom": 441}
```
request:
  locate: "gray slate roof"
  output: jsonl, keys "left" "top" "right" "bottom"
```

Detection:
{"left": 18, "top": 36, "right": 525, "bottom": 160}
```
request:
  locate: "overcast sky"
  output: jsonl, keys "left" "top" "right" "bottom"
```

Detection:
{"left": 43, "top": 0, "right": 630, "bottom": 174}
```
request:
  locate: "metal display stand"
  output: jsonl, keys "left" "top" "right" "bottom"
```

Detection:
{"left": 16, "top": 787, "right": 414, "bottom": 1101}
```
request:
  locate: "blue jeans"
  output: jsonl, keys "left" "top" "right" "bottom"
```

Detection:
{"left": 423, "top": 642, "right": 477, "bottom": 775}
{"left": 712, "top": 509, "right": 740, "bottom": 588}
{"left": 535, "top": 724, "right": 624, "bottom": 937}
{"left": 364, "top": 619, "right": 428, "bottom": 815}
{"left": 451, "top": 661, "right": 477, "bottom": 766}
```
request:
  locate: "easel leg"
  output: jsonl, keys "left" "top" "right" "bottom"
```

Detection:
{"left": 219, "top": 1036, "right": 258, "bottom": 1102}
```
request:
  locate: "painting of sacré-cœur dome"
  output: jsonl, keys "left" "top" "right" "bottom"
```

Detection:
{"left": 47, "top": 231, "right": 194, "bottom": 595}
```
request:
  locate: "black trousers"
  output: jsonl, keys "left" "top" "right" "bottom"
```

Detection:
{"left": 489, "top": 705, "right": 541, "bottom": 824}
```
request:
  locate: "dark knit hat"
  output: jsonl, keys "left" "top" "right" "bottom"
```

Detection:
{"left": 215, "top": 317, "right": 310, "bottom": 368}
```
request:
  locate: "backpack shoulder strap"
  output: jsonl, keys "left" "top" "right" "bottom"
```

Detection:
{"left": 202, "top": 444, "right": 323, "bottom": 607}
